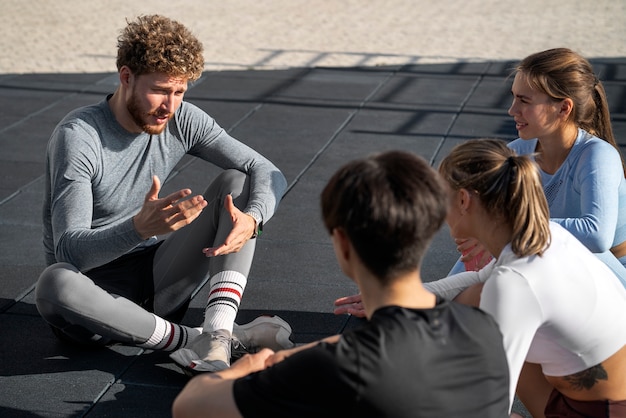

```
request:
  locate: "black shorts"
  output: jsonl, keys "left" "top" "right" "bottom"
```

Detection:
{"left": 85, "top": 243, "right": 162, "bottom": 310}
{"left": 545, "top": 388, "right": 626, "bottom": 417}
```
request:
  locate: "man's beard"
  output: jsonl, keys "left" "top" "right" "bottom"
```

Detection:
{"left": 126, "top": 90, "right": 171, "bottom": 135}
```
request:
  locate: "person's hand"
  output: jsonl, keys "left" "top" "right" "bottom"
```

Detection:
{"left": 456, "top": 238, "right": 493, "bottom": 271}
{"left": 333, "top": 293, "right": 366, "bottom": 317}
{"left": 219, "top": 348, "right": 274, "bottom": 380}
{"left": 264, "top": 334, "right": 341, "bottom": 367}
{"left": 264, "top": 345, "right": 301, "bottom": 367}
{"left": 133, "top": 176, "right": 207, "bottom": 239}
{"left": 202, "top": 195, "right": 257, "bottom": 257}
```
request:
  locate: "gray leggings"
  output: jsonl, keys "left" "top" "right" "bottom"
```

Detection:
{"left": 35, "top": 170, "right": 256, "bottom": 346}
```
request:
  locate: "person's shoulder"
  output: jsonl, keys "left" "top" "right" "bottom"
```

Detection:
{"left": 176, "top": 100, "right": 211, "bottom": 118}
{"left": 174, "top": 100, "right": 218, "bottom": 130}
{"left": 507, "top": 137, "right": 536, "bottom": 155}
{"left": 547, "top": 222, "right": 597, "bottom": 253}
{"left": 374, "top": 303, "right": 500, "bottom": 335}
{"left": 54, "top": 99, "right": 113, "bottom": 138}
{"left": 548, "top": 220, "right": 569, "bottom": 236}
{"left": 565, "top": 132, "right": 623, "bottom": 177}
{"left": 59, "top": 99, "right": 109, "bottom": 125}
{"left": 444, "top": 299, "right": 503, "bottom": 332}
{"left": 574, "top": 129, "right": 619, "bottom": 157}
{"left": 51, "top": 100, "right": 113, "bottom": 145}
{"left": 445, "top": 298, "right": 490, "bottom": 319}
{"left": 272, "top": 339, "right": 345, "bottom": 379}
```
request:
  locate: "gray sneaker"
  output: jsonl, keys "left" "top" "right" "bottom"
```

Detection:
{"left": 169, "top": 329, "right": 234, "bottom": 375}
{"left": 232, "top": 315, "right": 294, "bottom": 358}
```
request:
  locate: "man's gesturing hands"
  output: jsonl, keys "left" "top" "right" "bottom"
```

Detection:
{"left": 133, "top": 176, "right": 208, "bottom": 239}
{"left": 133, "top": 176, "right": 258, "bottom": 257}
{"left": 202, "top": 194, "right": 257, "bottom": 257}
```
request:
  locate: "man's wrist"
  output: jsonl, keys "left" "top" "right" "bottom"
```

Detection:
{"left": 244, "top": 211, "right": 263, "bottom": 238}
{"left": 132, "top": 215, "right": 149, "bottom": 240}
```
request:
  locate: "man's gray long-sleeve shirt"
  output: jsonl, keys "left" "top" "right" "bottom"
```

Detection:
{"left": 43, "top": 97, "right": 287, "bottom": 271}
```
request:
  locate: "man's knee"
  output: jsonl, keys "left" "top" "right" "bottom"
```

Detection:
{"left": 217, "top": 168, "right": 247, "bottom": 187}
{"left": 36, "top": 262, "right": 79, "bottom": 296}
{"left": 35, "top": 263, "right": 83, "bottom": 319}
{"left": 36, "top": 263, "right": 112, "bottom": 346}
{"left": 205, "top": 169, "right": 250, "bottom": 202}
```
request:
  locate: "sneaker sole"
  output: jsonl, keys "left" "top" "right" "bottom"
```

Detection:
{"left": 175, "top": 361, "right": 228, "bottom": 377}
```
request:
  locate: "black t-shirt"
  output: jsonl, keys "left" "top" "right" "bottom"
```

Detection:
{"left": 233, "top": 299, "right": 509, "bottom": 418}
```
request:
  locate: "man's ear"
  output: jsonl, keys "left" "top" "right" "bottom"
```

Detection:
{"left": 332, "top": 228, "right": 352, "bottom": 262}
{"left": 119, "top": 66, "right": 132, "bottom": 88}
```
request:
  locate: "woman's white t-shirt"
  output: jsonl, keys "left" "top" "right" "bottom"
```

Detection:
{"left": 425, "top": 222, "right": 626, "bottom": 408}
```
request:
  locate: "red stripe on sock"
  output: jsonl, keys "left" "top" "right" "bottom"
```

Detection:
{"left": 163, "top": 322, "right": 176, "bottom": 350}
{"left": 209, "top": 287, "right": 242, "bottom": 299}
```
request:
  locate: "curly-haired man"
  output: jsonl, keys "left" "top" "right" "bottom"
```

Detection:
{"left": 35, "top": 14, "right": 292, "bottom": 374}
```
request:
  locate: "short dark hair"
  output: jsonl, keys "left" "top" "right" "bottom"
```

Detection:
{"left": 116, "top": 14, "right": 204, "bottom": 80}
{"left": 321, "top": 151, "right": 448, "bottom": 280}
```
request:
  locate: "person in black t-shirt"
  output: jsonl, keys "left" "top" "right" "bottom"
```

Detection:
{"left": 172, "top": 150, "right": 510, "bottom": 418}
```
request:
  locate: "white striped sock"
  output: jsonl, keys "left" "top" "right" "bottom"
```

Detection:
{"left": 141, "top": 315, "right": 200, "bottom": 351}
{"left": 203, "top": 270, "right": 247, "bottom": 333}
{"left": 143, "top": 314, "right": 167, "bottom": 347}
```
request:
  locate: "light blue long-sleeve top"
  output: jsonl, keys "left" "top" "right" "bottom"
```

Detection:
{"left": 508, "top": 128, "right": 626, "bottom": 283}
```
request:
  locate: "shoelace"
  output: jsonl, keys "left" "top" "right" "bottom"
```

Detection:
{"left": 209, "top": 332, "right": 242, "bottom": 349}
{"left": 231, "top": 334, "right": 258, "bottom": 358}
{"left": 231, "top": 335, "right": 244, "bottom": 350}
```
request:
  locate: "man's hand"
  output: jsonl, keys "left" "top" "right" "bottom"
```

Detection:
{"left": 264, "top": 344, "right": 309, "bottom": 367}
{"left": 202, "top": 194, "right": 256, "bottom": 257}
{"left": 217, "top": 348, "right": 274, "bottom": 380}
{"left": 265, "top": 335, "right": 341, "bottom": 367}
{"left": 133, "top": 176, "right": 208, "bottom": 239}
{"left": 333, "top": 293, "right": 366, "bottom": 317}
{"left": 172, "top": 350, "right": 273, "bottom": 418}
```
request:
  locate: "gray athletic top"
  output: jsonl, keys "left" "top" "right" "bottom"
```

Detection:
{"left": 43, "top": 97, "right": 287, "bottom": 271}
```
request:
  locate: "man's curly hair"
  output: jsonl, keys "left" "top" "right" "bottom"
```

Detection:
{"left": 116, "top": 14, "right": 204, "bottom": 81}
